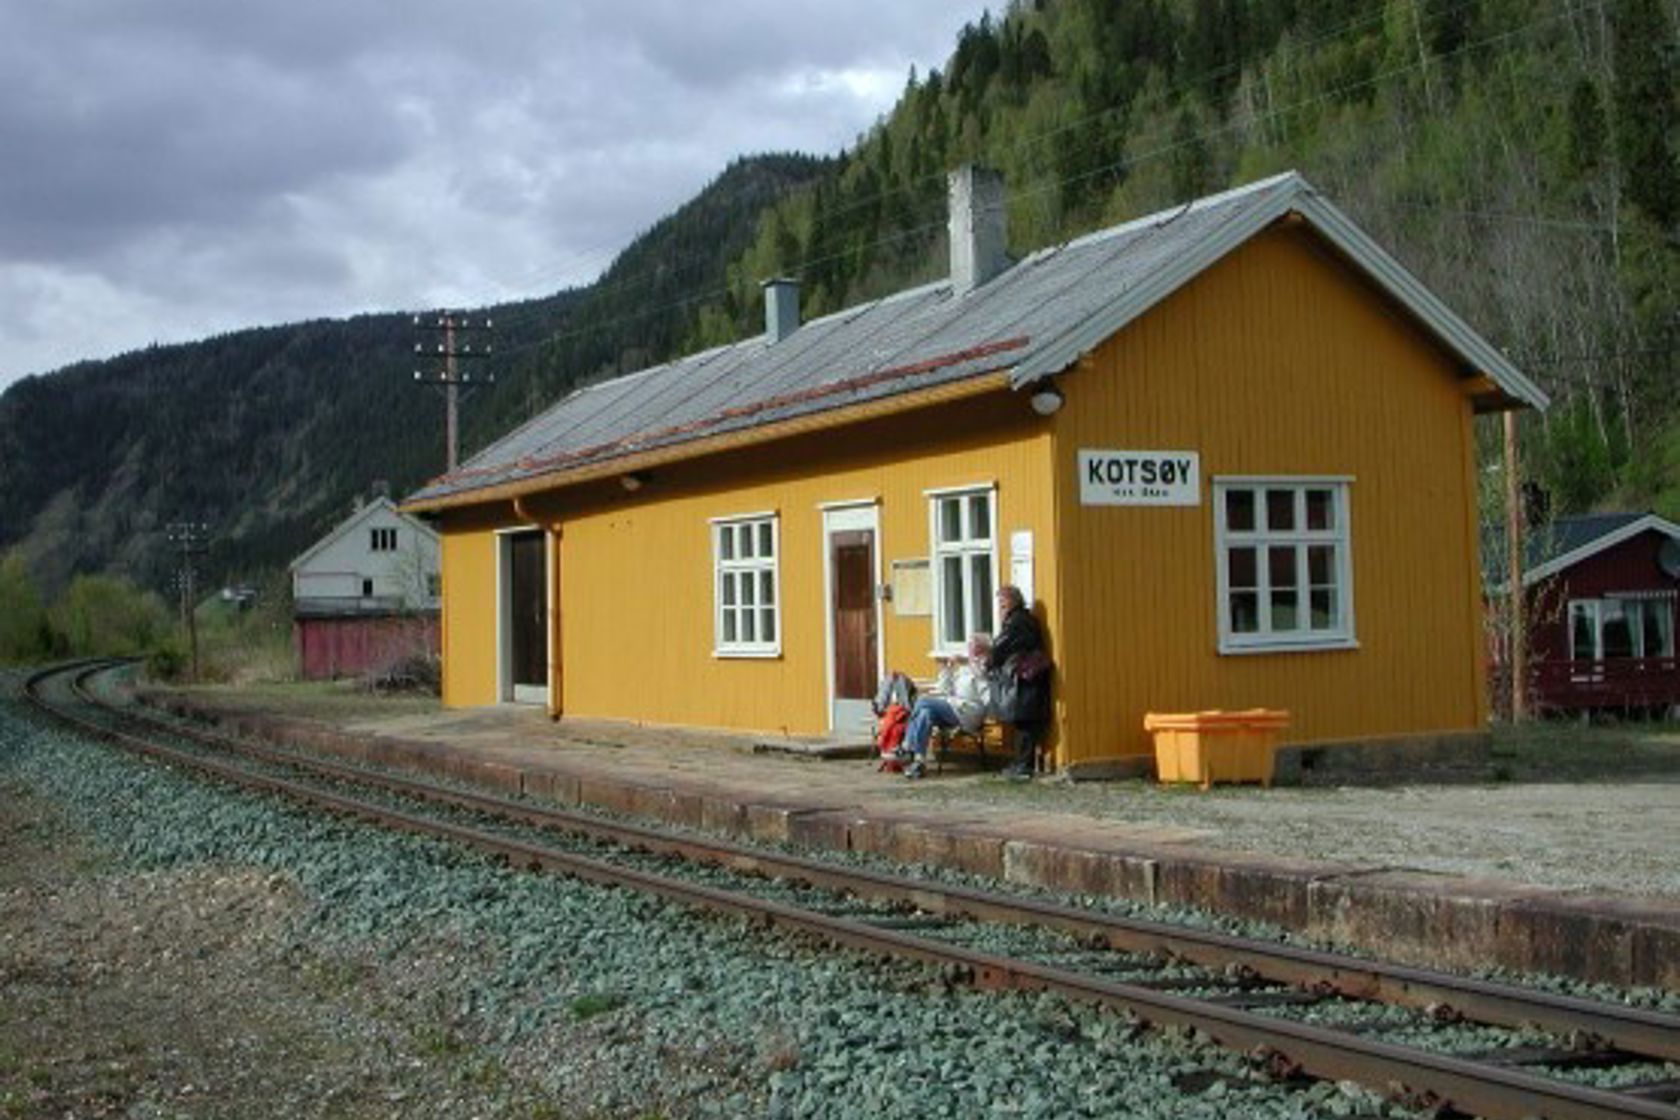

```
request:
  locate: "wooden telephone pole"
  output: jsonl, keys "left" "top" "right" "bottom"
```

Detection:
{"left": 414, "top": 313, "right": 494, "bottom": 471}
{"left": 1504, "top": 411, "right": 1526, "bottom": 722}
{"left": 166, "top": 521, "right": 210, "bottom": 682}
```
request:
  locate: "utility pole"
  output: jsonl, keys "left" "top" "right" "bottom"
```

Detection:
{"left": 1504, "top": 411, "right": 1526, "bottom": 722}
{"left": 167, "top": 521, "right": 210, "bottom": 682}
{"left": 414, "top": 313, "right": 494, "bottom": 471}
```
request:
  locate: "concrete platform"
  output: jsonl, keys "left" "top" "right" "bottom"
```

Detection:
{"left": 137, "top": 690, "right": 1680, "bottom": 992}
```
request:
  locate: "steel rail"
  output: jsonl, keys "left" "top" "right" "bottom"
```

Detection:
{"left": 25, "top": 663, "right": 1680, "bottom": 1120}
{"left": 86, "top": 668, "right": 1680, "bottom": 1067}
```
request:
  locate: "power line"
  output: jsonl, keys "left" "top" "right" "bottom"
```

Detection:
{"left": 478, "top": 0, "right": 1497, "bottom": 337}
{"left": 490, "top": 0, "right": 1612, "bottom": 369}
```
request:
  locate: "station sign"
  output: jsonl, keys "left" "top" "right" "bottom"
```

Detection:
{"left": 1078, "top": 449, "right": 1200, "bottom": 506}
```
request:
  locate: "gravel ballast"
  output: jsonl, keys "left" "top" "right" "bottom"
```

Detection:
{"left": 1, "top": 680, "right": 1447, "bottom": 1119}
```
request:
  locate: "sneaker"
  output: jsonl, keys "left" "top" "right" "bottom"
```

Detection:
{"left": 905, "top": 760, "right": 926, "bottom": 780}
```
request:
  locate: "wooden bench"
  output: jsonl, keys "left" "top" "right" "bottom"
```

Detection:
{"left": 910, "top": 678, "right": 1009, "bottom": 774}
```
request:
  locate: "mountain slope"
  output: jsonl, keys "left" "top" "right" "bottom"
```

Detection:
{"left": 3, "top": 0, "right": 1676, "bottom": 598}
{"left": 0, "top": 154, "right": 826, "bottom": 593}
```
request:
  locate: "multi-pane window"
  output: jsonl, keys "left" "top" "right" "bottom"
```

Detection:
{"left": 370, "top": 527, "right": 398, "bottom": 552}
{"left": 713, "top": 514, "right": 780, "bottom": 656}
{"left": 1215, "top": 480, "right": 1353, "bottom": 652}
{"left": 1569, "top": 597, "right": 1675, "bottom": 660}
{"left": 929, "top": 487, "right": 996, "bottom": 653}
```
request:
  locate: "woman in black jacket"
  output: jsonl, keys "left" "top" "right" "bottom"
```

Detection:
{"left": 987, "top": 584, "right": 1048, "bottom": 778}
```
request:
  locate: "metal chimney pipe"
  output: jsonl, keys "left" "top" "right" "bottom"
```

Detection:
{"left": 948, "top": 165, "right": 1008, "bottom": 296}
{"left": 761, "top": 277, "right": 800, "bottom": 343}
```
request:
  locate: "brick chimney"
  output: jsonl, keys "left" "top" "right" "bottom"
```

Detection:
{"left": 948, "top": 164, "right": 1008, "bottom": 296}
{"left": 761, "top": 277, "right": 800, "bottom": 343}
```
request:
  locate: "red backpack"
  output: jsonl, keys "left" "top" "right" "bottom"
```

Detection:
{"left": 875, "top": 704, "right": 911, "bottom": 770}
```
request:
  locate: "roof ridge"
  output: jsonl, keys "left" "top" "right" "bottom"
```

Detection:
{"left": 1024, "top": 171, "right": 1304, "bottom": 262}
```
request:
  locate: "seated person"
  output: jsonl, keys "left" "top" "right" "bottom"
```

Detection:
{"left": 900, "top": 633, "right": 993, "bottom": 779}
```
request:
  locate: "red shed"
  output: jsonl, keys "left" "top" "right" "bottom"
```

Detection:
{"left": 1510, "top": 514, "right": 1680, "bottom": 713}
{"left": 289, "top": 494, "right": 441, "bottom": 681}
{"left": 294, "top": 603, "right": 438, "bottom": 681}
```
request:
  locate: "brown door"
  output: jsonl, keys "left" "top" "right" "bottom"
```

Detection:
{"left": 831, "top": 529, "right": 876, "bottom": 703}
{"left": 508, "top": 531, "right": 546, "bottom": 690}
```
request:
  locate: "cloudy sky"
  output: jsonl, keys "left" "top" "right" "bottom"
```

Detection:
{"left": 0, "top": 1, "right": 987, "bottom": 389}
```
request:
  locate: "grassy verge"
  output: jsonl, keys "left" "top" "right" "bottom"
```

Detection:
{"left": 1486, "top": 716, "right": 1680, "bottom": 782}
{"left": 156, "top": 678, "right": 441, "bottom": 721}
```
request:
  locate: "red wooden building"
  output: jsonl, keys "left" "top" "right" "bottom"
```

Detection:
{"left": 293, "top": 605, "right": 438, "bottom": 682}
{"left": 290, "top": 495, "right": 441, "bottom": 681}
{"left": 1514, "top": 514, "right": 1680, "bottom": 713}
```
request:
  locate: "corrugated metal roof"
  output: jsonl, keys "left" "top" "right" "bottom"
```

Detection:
{"left": 1483, "top": 512, "right": 1680, "bottom": 590}
{"left": 1527, "top": 513, "right": 1648, "bottom": 571}
{"left": 407, "top": 171, "right": 1541, "bottom": 509}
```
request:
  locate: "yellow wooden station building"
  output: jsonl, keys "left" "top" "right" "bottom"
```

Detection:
{"left": 402, "top": 168, "right": 1546, "bottom": 775}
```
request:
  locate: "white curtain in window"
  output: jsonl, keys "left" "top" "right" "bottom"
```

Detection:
{"left": 1642, "top": 601, "right": 1675, "bottom": 658}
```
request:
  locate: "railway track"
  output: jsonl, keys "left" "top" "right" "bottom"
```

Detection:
{"left": 23, "top": 659, "right": 1680, "bottom": 1120}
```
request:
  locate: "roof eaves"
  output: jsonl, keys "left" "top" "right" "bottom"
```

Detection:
{"left": 402, "top": 368, "right": 1016, "bottom": 515}
{"left": 1291, "top": 190, "right": 1549, "bottom": 412}
{"left": 1522, "top": 513, "right": 1680, "bottom": 586}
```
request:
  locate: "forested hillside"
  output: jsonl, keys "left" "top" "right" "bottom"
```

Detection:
{"left": 1, "top": 0, "right": 1675, "bottom": 600}
{"left": 693, "top": 0, "right": 1678, "bottom": 521}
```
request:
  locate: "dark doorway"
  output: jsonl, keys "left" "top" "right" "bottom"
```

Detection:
{"left": 508, "top": 531, "right": 547, "bottom": 695}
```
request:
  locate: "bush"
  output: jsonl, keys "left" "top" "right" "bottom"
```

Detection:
{"left": 146, "top": 642, "right": 188, "bottom": 681}
{"left": 363, "top": 652, "right": 441, "bottom": 696}
{"left": 49, "top": 574, "right": 173, "bottom": 657}
{"left": 0, "top": 551, "right": 50, "bottom": 662}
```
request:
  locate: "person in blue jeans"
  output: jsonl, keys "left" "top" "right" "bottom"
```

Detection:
{"left": 901, "top": 633, "right": 993, "bottom": 779}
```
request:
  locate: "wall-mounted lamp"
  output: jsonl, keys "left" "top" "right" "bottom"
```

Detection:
{"left": 620, "top": 471, "right": 648, "bottom": 492}
{"left": 1028, "top": 382, "right": 1065, "bottom": 416}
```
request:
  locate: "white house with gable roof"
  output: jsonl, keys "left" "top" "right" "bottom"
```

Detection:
{"left": 288, "top": 494, "right": 441, "bottom": 679}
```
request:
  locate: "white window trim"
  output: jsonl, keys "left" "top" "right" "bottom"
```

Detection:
{"left": 1569, "top": 596, "right": 1676, "bottom": 661}
{"left": 923, "top": 480, "right": 997, "bottom": 498}
{"left": 712, "top": 513, "right": 782, "bottom": 659}
{"left": 927, "top": 484, "right": 1000, "bottom": 657}
{"left": 1213, "top": 477, "right": 1357, "bottom": 655}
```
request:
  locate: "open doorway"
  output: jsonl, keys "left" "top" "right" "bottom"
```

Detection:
{"left": 500, "top": 529, "right": 549, "bottom": 704}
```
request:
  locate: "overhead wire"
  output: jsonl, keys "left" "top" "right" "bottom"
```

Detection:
{"left": 488, "top": 0, "right": 1616, "bottom": 367}
{"left": 475, "top": 0, "right": 1492, "bottom": 336}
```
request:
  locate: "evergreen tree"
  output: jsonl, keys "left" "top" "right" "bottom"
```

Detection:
{"left": 1611, "top": 0, "right": 1679, "bottom": 228}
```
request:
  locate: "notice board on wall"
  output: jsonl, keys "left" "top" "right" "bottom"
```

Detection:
{"left": 890, "top": 559, "right": 931, "bottom": 617}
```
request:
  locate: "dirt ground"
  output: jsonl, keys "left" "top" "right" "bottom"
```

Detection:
{"left": 0, "top": 783, "right": 561, "bottom": 1120}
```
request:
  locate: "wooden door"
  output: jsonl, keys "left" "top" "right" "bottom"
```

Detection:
{"left": 508, "top": 531, "right": 547, "bottom": 691}
{"left": 831, "top": 529, "right": 876, "bottom": 704}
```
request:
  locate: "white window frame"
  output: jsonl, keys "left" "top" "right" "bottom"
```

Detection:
{"left": 926, "top": 484, "right": 999, "bottom": 656}
{"left": 1568, "top": 596, "right": 1676, "bottom": 661}
{"left": 1213, "top": 476, "right": 1356, "bottom": 654}
{"left": 711, "top": 512, "right": 781, "bottom": 658}
{"left": 370, "top": 526, "right": 397, "bottom": 552}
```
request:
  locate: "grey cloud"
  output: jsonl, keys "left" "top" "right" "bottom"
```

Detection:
{"left": 0, "top": 0, "right": 985, "bottom": 383}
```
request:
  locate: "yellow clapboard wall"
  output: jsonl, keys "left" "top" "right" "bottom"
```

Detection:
{"left": 440, "top": 390, "right": 1056, "bottom": 737}
{"left": 439, "top": 517, "right": 505, "bottom": 709}
{"left": 1047, "top": 225, "right": 1488, "bottom": 763}
{"left": 436, "top": 221, "right": 1493, "bottom": 767}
